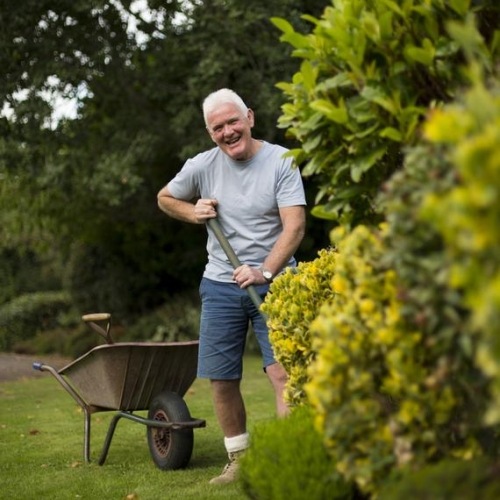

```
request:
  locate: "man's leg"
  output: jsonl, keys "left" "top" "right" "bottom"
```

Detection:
{"left": 211, "top": 379, "right": 246, "bottom": 436}
{"left": 209, "top": 379, "right": 249, "bottom": 484}
{"left": 245, "top": 286, "right": 290, "bottom": 418}
{"left": 198, "top": 279, "right": 251, "bottom": 484}
{"left": 265, "top": 362, "right": 290, "bottom": 417}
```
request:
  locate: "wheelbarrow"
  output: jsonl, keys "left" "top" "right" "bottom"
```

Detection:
{"left": 33, "top": 313, "right": 206, "bottom": 470}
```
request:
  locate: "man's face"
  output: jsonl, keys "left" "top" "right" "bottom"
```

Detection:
{"left": 206, "top": 103, "right": 255, "bottom": 161}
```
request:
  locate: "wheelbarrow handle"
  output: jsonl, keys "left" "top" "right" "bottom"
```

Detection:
{"left": 82, "top": 313, "right": 111, "bottom": 322}
{"left": 82, "top": 313, "right": 114, "bottom": 344}
{"left": 206, "top": 218, "right": 264, "bottom": 312}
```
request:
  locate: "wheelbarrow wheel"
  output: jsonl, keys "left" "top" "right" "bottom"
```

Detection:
{"left": 147, "top": 391, "right": 194, "bottom": 470}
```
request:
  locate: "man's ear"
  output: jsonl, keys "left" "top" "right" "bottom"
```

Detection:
{"left": 247, "top": 108, "right": 255, "bottom": 127}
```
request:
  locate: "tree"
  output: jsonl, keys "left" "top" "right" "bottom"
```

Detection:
{"left": 0, "top": 0, "right": 328, "bottom": 319}
{"left": 272, "top": 0, "right": 500, "bottom": 226}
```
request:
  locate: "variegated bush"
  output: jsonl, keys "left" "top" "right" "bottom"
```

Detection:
{"left": 262, "top": 248, "right": 337, "bottom": 406}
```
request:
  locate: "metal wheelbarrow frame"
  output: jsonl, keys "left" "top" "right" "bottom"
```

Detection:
{"left": 33, "top": 313, "right": 206, "bottom": 470}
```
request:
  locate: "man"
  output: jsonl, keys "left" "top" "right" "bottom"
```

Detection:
{"left": 157, "top": 88, "right": 306, "bottom": 484}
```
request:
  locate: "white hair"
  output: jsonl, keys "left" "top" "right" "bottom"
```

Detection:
{"left": 202, "top": 88, "right": 249, "bottom": 127}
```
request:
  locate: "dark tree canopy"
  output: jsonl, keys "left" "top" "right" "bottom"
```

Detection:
{"left": 0, "top": 0, "right": 329, "bottom": 318}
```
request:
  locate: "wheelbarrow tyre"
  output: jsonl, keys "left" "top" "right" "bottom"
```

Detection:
{"left": 147, "top": 391, "right": 194, "bottom": 470}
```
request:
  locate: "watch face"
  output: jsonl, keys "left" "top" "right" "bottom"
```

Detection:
{"left": 263, "top": 271, "right": 273, "bottom": 280}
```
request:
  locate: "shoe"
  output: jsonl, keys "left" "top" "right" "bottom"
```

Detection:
{"left": 209, "top": 450, "right": 244, "bottom": 485}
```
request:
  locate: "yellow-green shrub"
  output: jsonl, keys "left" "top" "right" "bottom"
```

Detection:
{"left": 421, "top": 76, "right": 500, "bottom": 423}
{"left": 306, "top": 224, "right": 484, "bottom": 495}
{"left": 262, "top": 248, "right": 337, "bottom": 406}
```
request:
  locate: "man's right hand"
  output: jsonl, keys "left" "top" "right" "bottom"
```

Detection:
{"left": 194, "top": 198, "right": 218, "bottom": 224}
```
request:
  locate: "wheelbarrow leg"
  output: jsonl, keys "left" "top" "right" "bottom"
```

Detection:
{"left": 33, "top": 362, "right": 95, "bottom": 464}
{"left": 97, "top": 413, "right": 124, "bottom": 466}
{"left": 84, "top": 408, "right": 91, "bottom": 463}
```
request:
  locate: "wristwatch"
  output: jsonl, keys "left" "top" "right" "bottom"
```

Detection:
{"left": 261, "top": 268, "right": 273, "bottom": 283}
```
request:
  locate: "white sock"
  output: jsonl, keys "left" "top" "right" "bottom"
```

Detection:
{"left": 224, "top": 432, "right": 250, "bottom": 453}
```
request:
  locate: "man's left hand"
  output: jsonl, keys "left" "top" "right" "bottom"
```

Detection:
{"left": 232, "top": 265, "right": 266, "bottom": 288}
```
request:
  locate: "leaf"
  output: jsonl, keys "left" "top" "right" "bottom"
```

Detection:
{"left": 302, "top": 133, "right": 322, "bottom": 153}
{"left": 332, "top": 160, "right": 351, "bottom": 181}
{"left": 379, "top": 11, "right": 393, "bottom": 39}
{"left": 380, "top": 127, "right": 403, "bottom": 142}
{"left": 301, "top": 14, "right": 321, "bottom": 27}
{"left": 448, "top": 0, "right": 471, "bottom": 16}
{"left": 350, "top": 147, "right": 387, "bottom": 182}
{"left": 361, "top": 13, "right": 380, "bottom": 43}
{"left": 300, "top": 60, "right": 317, "bottom": 91}
{"left": 302, "top": 157, "right": 322, "bottom": 177}
{"left": 275, "top": 81, "right": 294, "bottom": 94}
{"left": 310, "top": 99, "right": 348, "bottom": 124}
{"left": 311, "top": 203, "right": 341, "bottom": 220}
{"left": 270, "top": 17, "right": 294, "bottom": 35}
{"left": 404, "top": 40, "right": 436, "bottom": 66}
{"left": 280, "top": 32, "right": 310, "bottom": 50}
{"left": 361, "top": 86, "right": 398, "bottom": 115}
{"left": 378, "top": 0, "right": 404, "bottom": 17}
{"left": 348, "top": 96, "right": 376, "bottom": 123}
{"left": 334, "top": 185, "right": 367, "bottom": 200}
{"left": 446, "top": 18, "right": 490, "bottom": 69}
{"left": 492, "top": 30, "right": 500, "bottom": 57}
{"left": 344, "top": 123, "right": 379, "bottom": 141}
{"left": 317, "top": 73, "right": 354, "bottom": 92}
{"left": 299, "top": 112, "right": 323, "bottom": 134}
{"left": 424, "top": 12, "right": 439, "bottom": 41}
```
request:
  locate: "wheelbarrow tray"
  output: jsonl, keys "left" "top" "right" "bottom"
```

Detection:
{"left": 59, "top": 340, "right": 199, "bottom": 412}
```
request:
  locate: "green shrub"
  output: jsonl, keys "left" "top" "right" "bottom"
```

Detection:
{"left": 379, "top": 457, "right": 500, "bottom": 500}
{"left": 7, "top": 292, "right": 201, "bottom": 357}
{"left": 262, "top": 249, "right": 337, "bottom": 406}
{"left": 0, "top": 247, "right": 63, "bottom": 304}
{"left": 122, "top": 292, "right": 200, "bottom": 342}
{"left": 63, "top": 241, "right": 179, "bottom": 322}
{"left": 13, "top": 323, "right": 100, "bottom": 358}
{"left": 0, "top": 291, "right": 72, "bottom": 351}
{"left": 271, "top": 0, "right": 500, "bottom": 225}
{"left": 240, "top": 406, "right": 354, "bottom": 500}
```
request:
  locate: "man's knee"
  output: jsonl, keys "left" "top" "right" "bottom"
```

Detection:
{"left": 265, "top": 362, "right": 288, "bottom": 385}
{"left": 211, "top": 378, "right": 242, "bottom": 397}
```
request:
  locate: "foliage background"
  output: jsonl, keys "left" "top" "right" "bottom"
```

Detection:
{"left": 0, "top": 0, "right": 329, "bottom": 345}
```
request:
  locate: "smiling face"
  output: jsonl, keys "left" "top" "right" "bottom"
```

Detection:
{"left": 206, "top": 103, "right": 256, "bottom": 161}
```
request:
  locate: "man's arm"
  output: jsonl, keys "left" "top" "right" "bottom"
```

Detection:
{"left": 157, "top": 185, "right": 217, "bottom": 224}
{"left": 232, "top": 205, "right": 306, "bottom": 288}
{"left": 262, "top": 205, "right": 306, "bottom": 277}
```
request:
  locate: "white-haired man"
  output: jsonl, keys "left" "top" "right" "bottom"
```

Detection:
{"left": 157, "top": 88, "right": 306, "bottom": 484}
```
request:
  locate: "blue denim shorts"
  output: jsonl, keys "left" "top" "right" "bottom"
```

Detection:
{"left": 197, "top": 277, "right": 275, "bottom": 380}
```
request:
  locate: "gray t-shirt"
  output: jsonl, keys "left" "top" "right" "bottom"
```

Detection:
{"left": 167, "top": 141, "right": 306, "bottom": 282}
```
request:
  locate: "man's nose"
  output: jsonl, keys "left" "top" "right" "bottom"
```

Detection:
{"left": 223, "top": 123, "right": 234, "bottom": 135}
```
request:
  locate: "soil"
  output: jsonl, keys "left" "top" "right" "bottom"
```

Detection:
{"left": 0, "top": 352, "right": 72, "bottom": 382}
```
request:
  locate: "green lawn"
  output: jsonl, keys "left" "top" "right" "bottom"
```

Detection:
{"left": 0, "top": 355, "right": 276, "bottom": 499}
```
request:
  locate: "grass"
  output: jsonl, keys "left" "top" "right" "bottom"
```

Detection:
{"left": 0, "top": 354, "right": 276, "bottom": 499}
